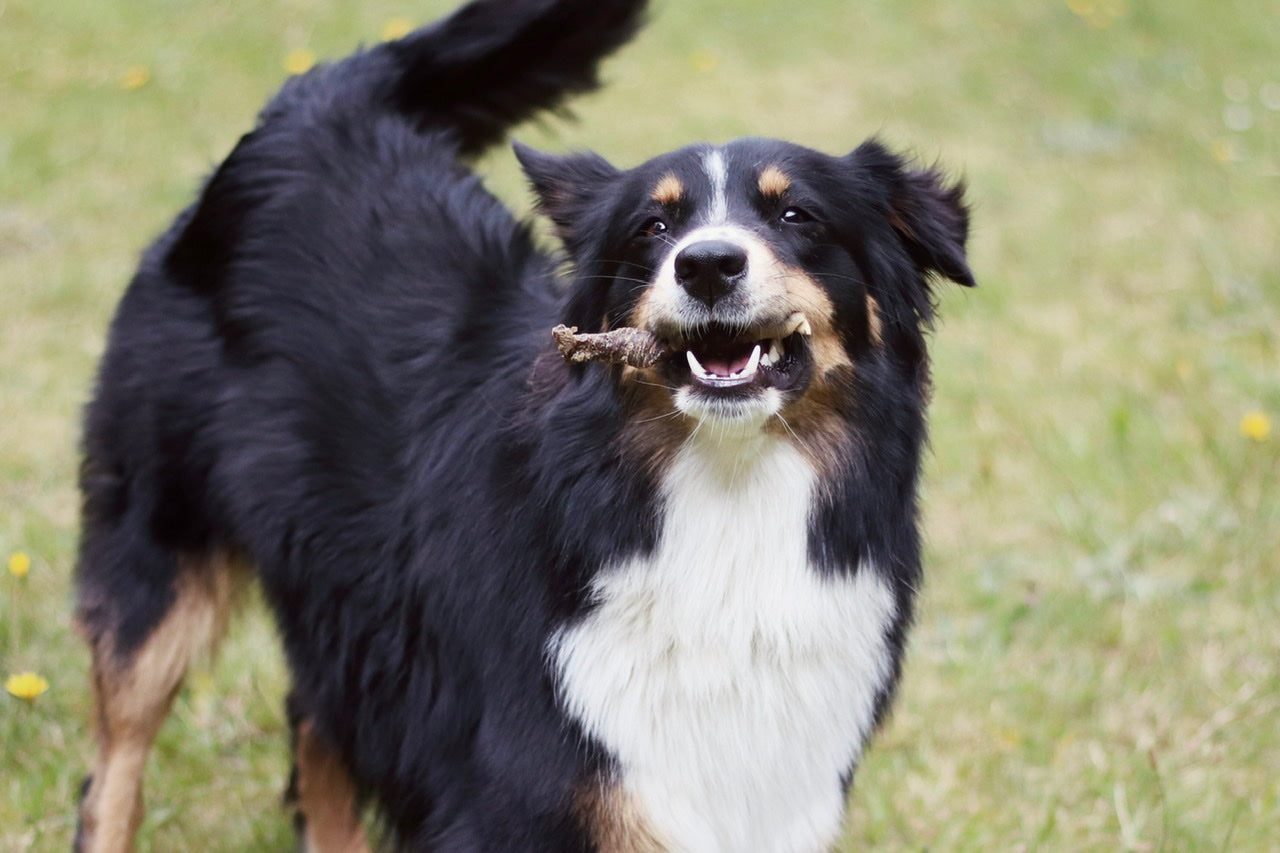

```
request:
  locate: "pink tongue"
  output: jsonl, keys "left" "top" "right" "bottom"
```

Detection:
{"left": 702, "top": 349, "right": 753, "bottom": 377}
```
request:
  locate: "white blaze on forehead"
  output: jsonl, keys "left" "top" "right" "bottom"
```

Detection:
{"left": 701, "top": 147, "right": 729, "bottom": 224}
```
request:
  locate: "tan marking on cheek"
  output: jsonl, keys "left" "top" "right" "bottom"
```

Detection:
{"left": 628, "top": 288, "right": 656, "bottom": 334}
{"left": 866, "top": 294, "right": 883, "bottom": 347}
{"left": 650, "top": 172, "right": 684, "bottom": 205}
{"left": 760, "top": 268, "right": 856, "bottom": 476}
{"left": 757, "top": 165, "right": 791, "bottom": 198}
{"left": 782, "top": 268, "right": 851, "bottom": 374}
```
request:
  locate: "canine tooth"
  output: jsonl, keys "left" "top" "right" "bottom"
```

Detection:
{"left": 784, "top": 312, "right": 812, "bottom": 337}
{"left": 742, "top": 343, "right": 762, "bottom": 376}
{"left": 687, "top": 350, "right": 710, "bottom": 379}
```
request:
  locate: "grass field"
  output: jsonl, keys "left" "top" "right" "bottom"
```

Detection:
{"left": 2, "top": 0, "right": 1277, "bottom": 849}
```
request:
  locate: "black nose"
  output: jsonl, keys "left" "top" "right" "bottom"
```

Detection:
{"left": 673, "top": 240, "right": 748, "bottom": 307}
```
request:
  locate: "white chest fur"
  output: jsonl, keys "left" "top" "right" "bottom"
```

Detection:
{"left": 552, "top": 436, "right": 898, "bottom": 852}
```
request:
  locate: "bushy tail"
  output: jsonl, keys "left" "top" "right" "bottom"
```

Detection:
{"left": 383, "top": 0, "right": 649, "bottom": 156}
{"left": 162, "top": 0, "right": 646, "bottom": 292}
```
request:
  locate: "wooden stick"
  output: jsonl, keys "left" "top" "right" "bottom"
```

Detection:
{"left": 551, "top": 325, "right": 671, "bottom": 369}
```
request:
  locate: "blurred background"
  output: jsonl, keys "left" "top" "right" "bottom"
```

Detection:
{"left": 2, "top": 0, "right": 1276, "bottom": 848}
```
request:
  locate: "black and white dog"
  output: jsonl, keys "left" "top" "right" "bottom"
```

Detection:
{"left": 73, "top": 0, "right": 974, "bottom": 849}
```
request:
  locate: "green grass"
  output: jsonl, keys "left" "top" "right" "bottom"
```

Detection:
{"left": 2, "top": 0, "right": 1277, "bottom": 849}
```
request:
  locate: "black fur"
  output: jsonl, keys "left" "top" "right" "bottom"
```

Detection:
{"left": 75, "top": 0, "right": 973, "bottom": 848}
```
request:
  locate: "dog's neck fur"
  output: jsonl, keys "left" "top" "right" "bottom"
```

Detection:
{"left": 553, "top": 428, "right": 898, "bottom": 851}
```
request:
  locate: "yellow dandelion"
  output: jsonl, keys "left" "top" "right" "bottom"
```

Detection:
{"left": 283, "top": 48, "right": 317, "bottom": 75}
{"left": 8, "top": 551, "right": 30, "bottom": 579}
{"left": 382, "top": 17, "right": 414, "bottom": 41}
{"left": 1240, "top": 412, "right": 1271, "bottom": 442}
{"left": 690, "top": 50, "right": 719, "bottom": 74}
{"left": 120, "top": 64, "right": 151, "bottom": 91}
{"left": 5, "top": 672, "right": 50, "bottom": 701}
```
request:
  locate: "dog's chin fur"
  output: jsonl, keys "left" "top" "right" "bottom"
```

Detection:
{"left": 674, "top": 386, "right": 784, "bottom": 427}
{"left": 73, "top": 0, "right": 974, "bottom": 850}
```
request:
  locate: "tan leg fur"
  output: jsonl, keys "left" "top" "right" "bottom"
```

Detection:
{"left": 76, "top": 554, "right": 241, "bottom": 853}
{"left": 294, "top": 720, "right": 370, "bottom": 853}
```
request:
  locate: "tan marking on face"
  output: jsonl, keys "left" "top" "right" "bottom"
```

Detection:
{"left": 866, "top": 293, "right": 883, "bottom": 347}
{"left": 295, "top": 720, "right": 371, "bottom": 853}
{"left": 627, "top": 289, "right": 656, "bottom": 340}
{"left": 651, "top": 172, "right": 684, "bottom": 206}
{"left": 577, "top": 779, "right": 670, "bottom": 853}
{"left": 757, "top": 165, "right": 791, "bottom": 198}
{"left": 755, "top": 267, "right": 857, "bottom": 472}
{"left": 77, "top": 553, "right": 248, "bottom": 853}
{"left": 776, "top": 264, "right": 851, "bottom": 376}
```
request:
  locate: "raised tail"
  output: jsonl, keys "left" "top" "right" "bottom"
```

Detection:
{"left": 162, "top": 0, "right": 647, "bottom": 291}
{"left": 382, "top": 0, "right": 648, "bottom": 156}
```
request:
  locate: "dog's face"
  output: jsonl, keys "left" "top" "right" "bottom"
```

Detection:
{"left": 518, "top": 138, "right": 974, "bottom": 429}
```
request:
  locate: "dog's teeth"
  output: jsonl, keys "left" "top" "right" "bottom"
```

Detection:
{"left": 785, "top": 312, "right": 813, "bottom": 337}
{"left": 687, "top": 345, "right": 761, "bottom": 386}
{"left": 687, "top": 350, "right": 711, "bottom": 379}
{"left": 768, "top": 339, "right": 783, "bottom": 365}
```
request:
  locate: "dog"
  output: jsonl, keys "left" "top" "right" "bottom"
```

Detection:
{"left": 72, "top": 0, "right": 975, "bottom": 849}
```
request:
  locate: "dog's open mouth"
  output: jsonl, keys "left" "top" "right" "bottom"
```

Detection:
{"left": 664, "top": 312, "right": 814, "bottom": 395}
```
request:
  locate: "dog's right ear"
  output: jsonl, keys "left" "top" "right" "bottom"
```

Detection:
{"left": 514, "top": 141, "right": 619, "bottom": 254}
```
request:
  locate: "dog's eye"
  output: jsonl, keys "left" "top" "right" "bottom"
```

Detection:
{"left": 779, "top": 207, "right": 812, "bottom": 225}
{"left": 639, "top": 217, "right": 668, "bottom": 238}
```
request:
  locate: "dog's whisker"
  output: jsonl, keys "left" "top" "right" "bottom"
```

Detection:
{"left": 632, "top": 379, "right": 681, "bottom": 392}
{"left": 631, "top": 408, "right": 683, "bottom": 425}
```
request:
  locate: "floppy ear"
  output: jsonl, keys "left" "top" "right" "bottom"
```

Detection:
{"left": 513, "top": 141, "right": 619, "bottom": 255}
{"left": 851, "top": 139, "right": 976, "bottom": 290}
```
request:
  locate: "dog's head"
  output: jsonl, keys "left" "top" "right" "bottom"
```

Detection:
{"left": 518, "top": 138, "right": 974, "bottom": 432}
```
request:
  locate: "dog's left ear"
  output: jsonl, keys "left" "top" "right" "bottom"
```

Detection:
{"left": 850, "top": 140, "right": 976, "bottom": 290}
{"left": 514, "top": 141, "right": 620, "bottom": 255}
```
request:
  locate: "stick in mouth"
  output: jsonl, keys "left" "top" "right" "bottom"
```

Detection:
{"left": 552, "top": 325, "right": 671, "bottom": 369}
